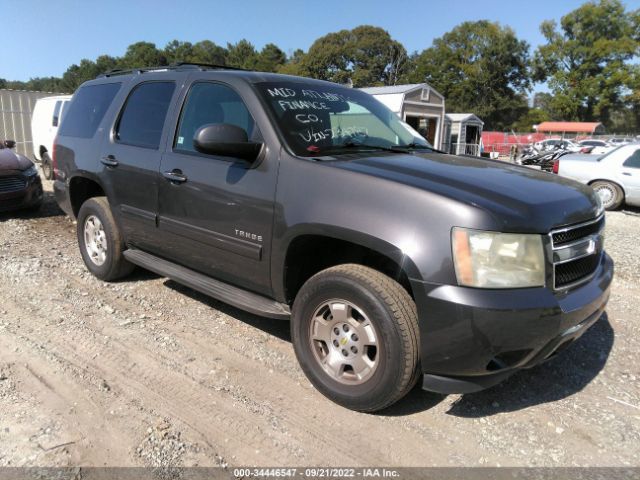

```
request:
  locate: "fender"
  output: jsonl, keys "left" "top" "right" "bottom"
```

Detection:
{"left": 271, "top": 222, "right": 423, "bottom": 303}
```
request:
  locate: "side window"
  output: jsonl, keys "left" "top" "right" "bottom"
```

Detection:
{"left": 175, "top": 82, "right": 255, "bottom": 153}
{"left": 623, "top": 149, "right": 640, "bottom": 169}
{"left": 52, "top": 101, "right": 62, "bottom": 127}
{"left": 115, "top": 82, "right": 176, "bottom": 149}
{"left": 58, "top": 83, "right": 121, "bottom": 139}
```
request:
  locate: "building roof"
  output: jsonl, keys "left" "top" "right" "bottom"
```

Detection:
{"left": 360, "top": 83, "right": 425, "bottom": 95}
{"left": 535, "top": 121, "right": 604, "bottom": 133}
{"left": 360, "top": 83, "right": 445, "bottom": 99}
{"left": 446, "top": 113, "right": 484, "bottom": 124}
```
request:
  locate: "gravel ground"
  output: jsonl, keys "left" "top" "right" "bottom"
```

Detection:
{"left": 0, "top": 178, "right": 639, "bottom": 468}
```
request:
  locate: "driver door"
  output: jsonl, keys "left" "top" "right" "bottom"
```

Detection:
{"left": 156, "top": 80, "right": 278, "bottom": 296}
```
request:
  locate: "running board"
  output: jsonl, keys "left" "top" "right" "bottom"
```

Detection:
{"left": 123, "top": 249, "right": 291, "bottom": 320}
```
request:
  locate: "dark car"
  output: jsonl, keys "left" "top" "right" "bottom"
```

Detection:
{"left": 0, "top": 140, "right": 43, "bottom": 212}
{"left": 53, "top": 64, "right": 613, "bottom": 412}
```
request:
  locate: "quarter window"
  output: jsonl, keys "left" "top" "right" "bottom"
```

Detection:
{"left": 115, "top": 82, "right": 176, "bottom": 149}
{"left": 623, "top": 149, "right": 640, "bottom": 169}
{"left": 175, "top": 82, "right": 256, "bottom": 153}
{"left": 58, "top": 82, "right": 121, "bottom": 139}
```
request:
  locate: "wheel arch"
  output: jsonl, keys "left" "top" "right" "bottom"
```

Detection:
{"left": 276, "top": 226, "right": 422, "bottom": 305}
{"left": 68, "top": 173, "right": 108, "bottom": 218}
{"left": 588, "top": 178, "right": 626, "bottom": 196}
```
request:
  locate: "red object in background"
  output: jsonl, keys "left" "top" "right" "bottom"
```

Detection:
{"left": 553, "top": 159, "right": 560, "bottom": 174}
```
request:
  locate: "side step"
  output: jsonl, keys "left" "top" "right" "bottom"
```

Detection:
{"left": 123, "top": 249, "right": 291, "bottom": 320}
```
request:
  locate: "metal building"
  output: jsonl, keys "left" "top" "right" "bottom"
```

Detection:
{"left": 359, "top": 83, "right": 446, "bottom": 149}
{"left": 443, "top": 113, "right": 485, "bottom": 156}
{"left": 0, "top": 89, "right": 62, "bottom": 157}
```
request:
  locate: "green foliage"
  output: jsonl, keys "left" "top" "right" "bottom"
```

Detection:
{"left": 409, "top": 20, "right": 531, "bottom": 130}
{"left": 226, "top": 39, "right": 259, "bottom": 69}
{"left": 298, "top": 25, "right": 408, "bottom": 87}
{"left": 533, "top": 0, "right": 640, "bottom": 128}
{"left": 511, "top": 108, "right": 551, "bottom": 132}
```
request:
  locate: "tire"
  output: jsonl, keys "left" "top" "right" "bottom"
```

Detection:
{"left": 41, "top": 152, "right": 54, "bottom": 180}
{"left": 591, "top": 181, "right": 624, "bottom": 210}
{"left": 291, "top": 264, "right": 420, "bottom": 412}
{"left": 77, "top": 196, "right": 134, "bottom": 281}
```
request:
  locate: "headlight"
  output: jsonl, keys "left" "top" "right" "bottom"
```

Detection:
{"left": 23, "top": 165, "right": 38, "bottom": 177}
{"left": 452, "top": 228, "right": 546, "bottom": 288}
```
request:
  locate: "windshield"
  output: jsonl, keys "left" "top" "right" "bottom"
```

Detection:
{"left": 254, "top": 81, "right": 430, "bottom": 157}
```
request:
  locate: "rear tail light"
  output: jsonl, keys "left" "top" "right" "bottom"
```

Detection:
{"left": 52, "top": 137, "right": 58, "bottom": 180}
{"left": 552, "top": 159, "right": 559, "bottom": 174}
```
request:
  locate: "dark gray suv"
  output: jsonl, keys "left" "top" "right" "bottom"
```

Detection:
{"left": 53, "top": 64, "right": 613, "bottom": 411}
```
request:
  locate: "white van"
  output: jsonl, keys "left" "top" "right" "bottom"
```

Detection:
{"left": 31, "top": 95, "right": 72, "bottom": 179}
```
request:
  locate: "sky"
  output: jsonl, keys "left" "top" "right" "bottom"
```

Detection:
{"left": 1, "top": 0, "right": 637, "bottom": 81}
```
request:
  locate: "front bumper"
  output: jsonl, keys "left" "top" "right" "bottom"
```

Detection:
{"left": 0, "top": 174, "right": 43, "bottom": 212}
{"left": 410, "top": 252, "right": 613, "bottom": 394}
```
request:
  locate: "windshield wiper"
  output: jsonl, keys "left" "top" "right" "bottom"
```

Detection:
{"left": 396, "top": 142, "right": 445, "bottom": 153}
{"left": 313, "top": 141, "right": 407, "bottom": 155}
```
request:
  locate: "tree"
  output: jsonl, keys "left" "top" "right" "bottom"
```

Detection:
{"left": 533, "top": 0, "right": 640, "bottom": 127}
{"left": 226, "top": 40, "right": 259, "bottom": 69}
{"left": 409, "top": 20, "right": 531, "bottom": 130}
{"left": 300, "top": 25, "right": 408, "bottom": 87}
{"left": 277, "top": 49, "right": 306, "bottom": 76}
{"left": 256, "top": 43, "right": 286, "bottom": 72}
{"left": 164, "top": 40, "right": 195, "bottom": 64}
{"left": 120, "top": 41, "right": 167, "bottom": 69}
{"left": 512, "top": 108, "right": 551, "bottom": 132}
{"left": 191, "top": 40, "right": 227, "bottom": 65}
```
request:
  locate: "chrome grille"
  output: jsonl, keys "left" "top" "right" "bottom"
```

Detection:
{"left": 550, "top": 215, "right": 604, "bottom": 290}
{"left": 0, "top": 176, "right": 26, "bottom": 193}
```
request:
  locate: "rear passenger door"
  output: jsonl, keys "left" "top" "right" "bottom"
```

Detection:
{"left": 621, "top": 148, "right": 640, "bottom": 203}
{"left": 156, "top": 80, "right": 278, "bottom": 297}
{"left": 100, "top": 78, "right": 179, "bottom": 252}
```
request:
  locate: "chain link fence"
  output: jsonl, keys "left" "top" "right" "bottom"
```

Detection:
{"left": 0, "top": 89, "right": 61, "bottom": 158}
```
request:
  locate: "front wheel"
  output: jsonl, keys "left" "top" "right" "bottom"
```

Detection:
{"left": 291, "top": 264, "right": 420, "bottom": 412}
{"left": 77, "top": 196, "right": 134, "bottom": 281}
{"left": 591, "top": 181, "right": 624, "bottom": 210}
{"left": 41, "top": 152, "right": 54, "bottom": 180}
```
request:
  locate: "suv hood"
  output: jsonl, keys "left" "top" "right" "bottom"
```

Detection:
{"left": 0, "top": 148, "right": 32, "bottom": 171}
{"left": 328, "top": 152, "right": 600, "bottom": 233}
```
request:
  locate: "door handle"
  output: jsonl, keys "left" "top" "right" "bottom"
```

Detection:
{"left": 622, "top": 172, "right": 632, "bottom": 176}
{"left": 163, "top": 169, "right": 187, "bottom": 184}
{"left": 101, "top": 155, "right": 119, "bottom": 167}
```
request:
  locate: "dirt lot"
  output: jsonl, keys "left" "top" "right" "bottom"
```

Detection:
{"left": 0, "top": 178, "right": 639, "bottom": 469}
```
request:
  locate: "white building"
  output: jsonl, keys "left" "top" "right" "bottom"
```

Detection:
{"left": 359, "top": 83, "right": 446, "bottom": 150}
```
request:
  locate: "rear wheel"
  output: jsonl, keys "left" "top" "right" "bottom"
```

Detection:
{"left": 77, "top": 197, "right": 134, "bottom": 281}
{"left": 591, "top": 181, "right": 623, "bottom": 210}
{"left": 41, "top": 152, "right": 53, "bottom": 180}
{"left": 291, "top": 264, "right": 420, "bottom": 412}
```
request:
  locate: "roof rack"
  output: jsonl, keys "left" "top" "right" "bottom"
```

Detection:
{"left": 97, "top": 62, "right": 246, "bottom": 78}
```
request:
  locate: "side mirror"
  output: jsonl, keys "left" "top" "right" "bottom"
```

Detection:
{"left": 193, "top": 124, "right": 263, "bottom": 162}
{"left": 4, "top": 140, "right": 16, "bottom": 149}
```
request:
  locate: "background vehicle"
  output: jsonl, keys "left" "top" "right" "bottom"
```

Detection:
{"left": 31, "top": 95, "right": 72, "bottom": 180}
{"left": 533, "top": 138, "right": 581, "bottom": 152}
{"left": 53, "top": 65, "right": 612, "bottom": 412}
{"left": 578, "top": 139, "right": 614, "bottom": 155}
{"left": 555, "top": 144, "right": 640, "bottom": 210}
{"left": 0, "top": 139, "right": 43, "bottom": 212}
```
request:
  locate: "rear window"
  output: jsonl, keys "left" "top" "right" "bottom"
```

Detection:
{"left": 52, "top": 101, "right": 62, "bottom": 127}
{"left": 58, "top": 83, "right": 121, "bottom": 139}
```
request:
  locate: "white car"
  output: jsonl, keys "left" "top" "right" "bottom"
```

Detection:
{"left": 578, "top": 139, "right": 615, "bottom": 155}
{"left": 555, "top": 144, "right": 640, "bottom": 210}
{"left": 31, "top": 95, "right": 72, "bottom": 179}
{"left": 533, "top": 138, "right": 582, "bottom": 152}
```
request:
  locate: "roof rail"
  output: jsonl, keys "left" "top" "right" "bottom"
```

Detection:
{"left": 169, "top": 62, "right": 246, "bottom": 71}
{"left": 97, "top": 62, "right": 245, "bottom": 78}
